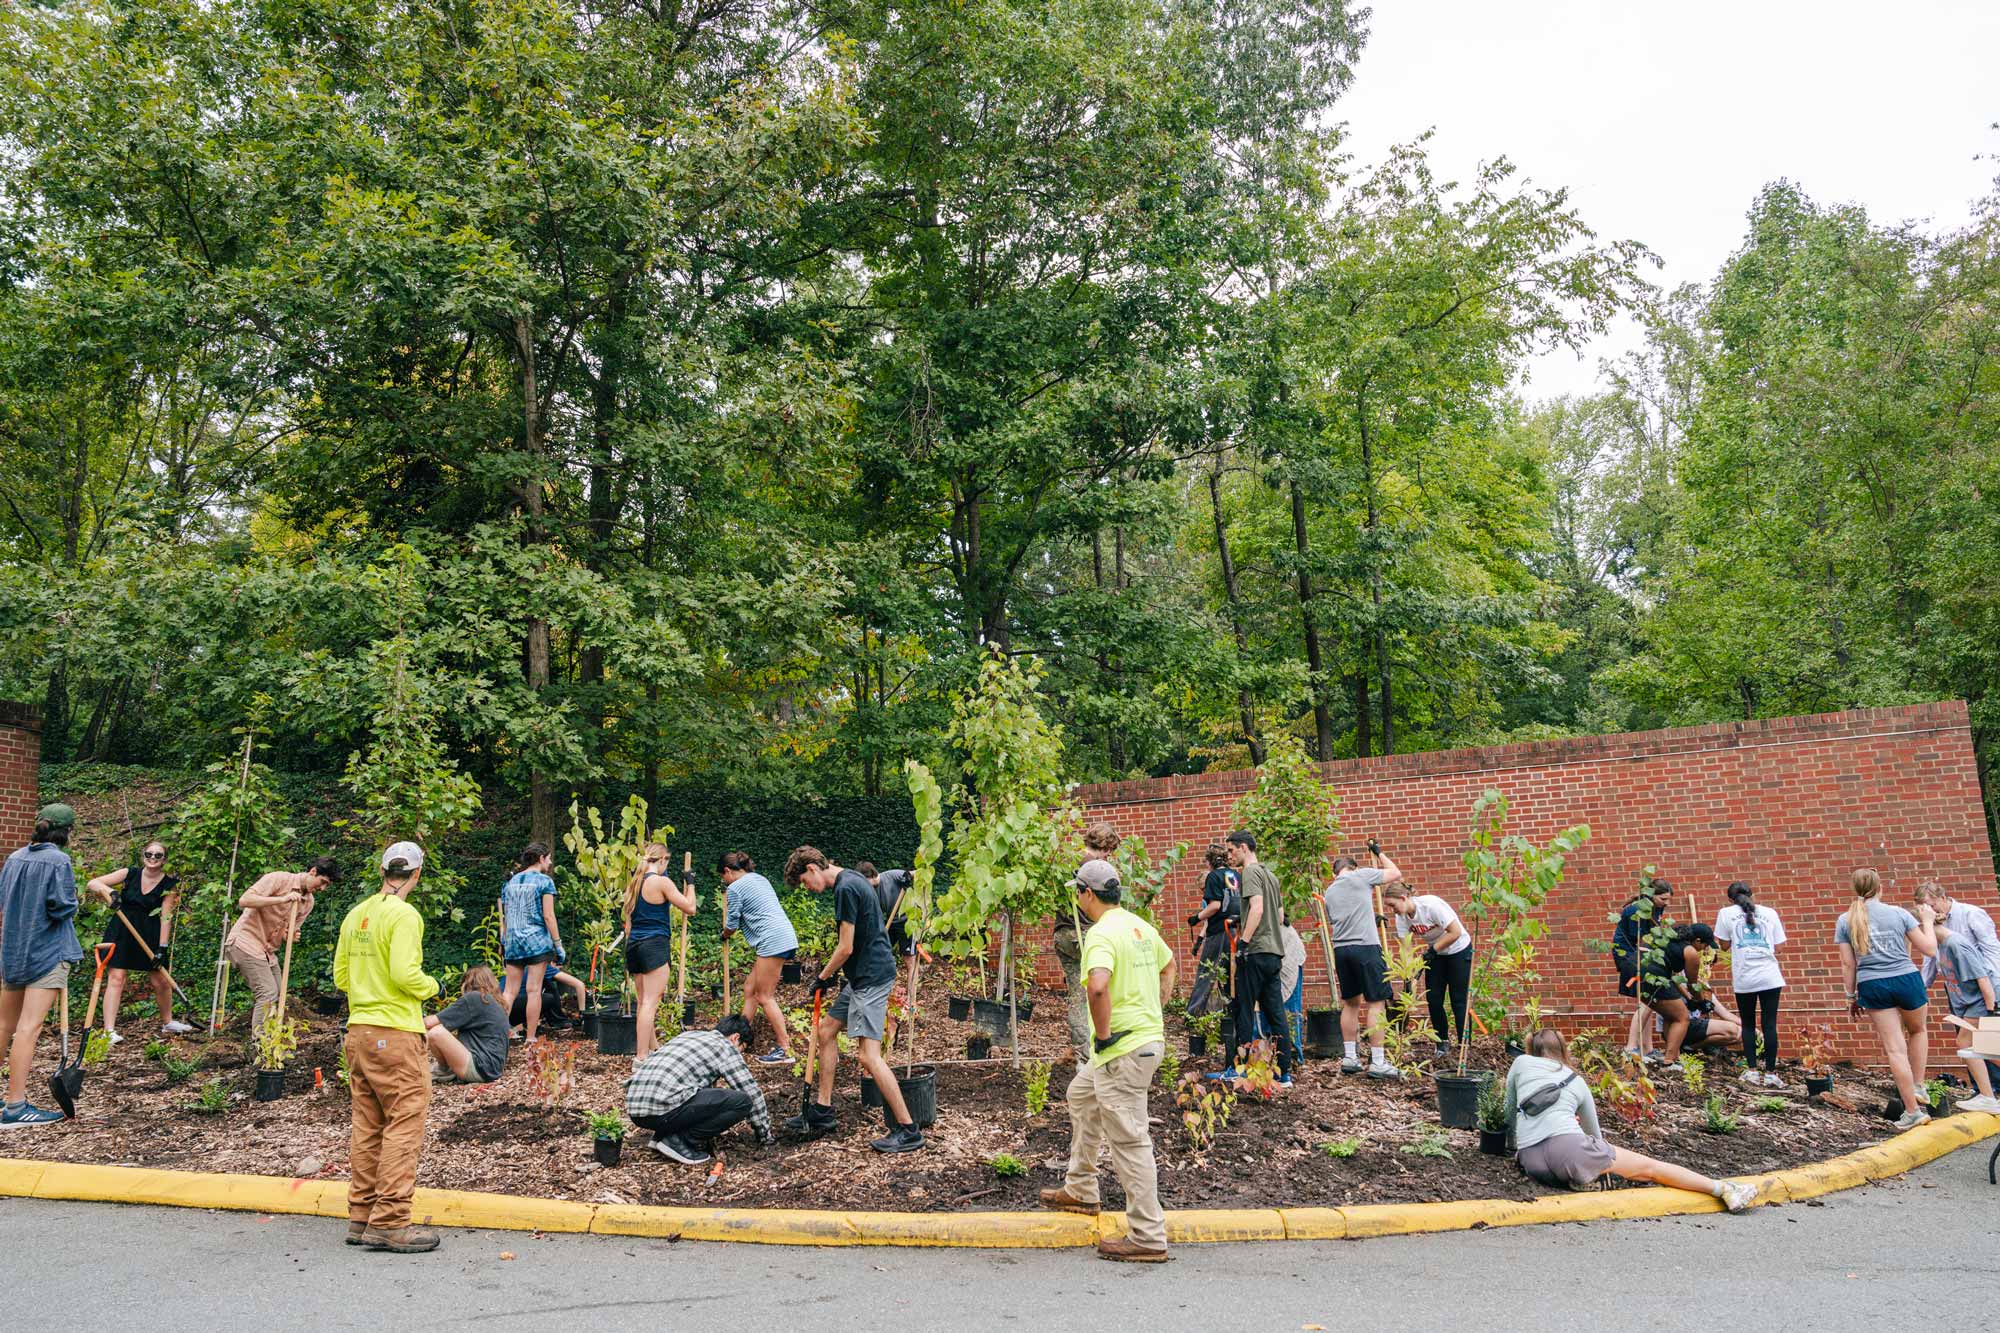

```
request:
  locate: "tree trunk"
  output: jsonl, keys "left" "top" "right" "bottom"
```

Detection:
{"left": 515, "top": 314, "right": 558, "bottom": 849}
{"left": 1352, "top": 672, "right": 1371, "bottom": 757}
{"left": 1289, "top": 479, "right": 1334, "bottom": 761}
{"left": 1357, "top": 395, "right": 1393, "bottom": 755}
{"left": 1052, "top": 919, "right": 1091, "bottom": 1056}
{"left": 1208, "top": 464, "right": 1264, "bottom": 765}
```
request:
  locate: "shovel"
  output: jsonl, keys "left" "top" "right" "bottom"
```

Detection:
{"left": 49, "top": 944, "right": 113, "bottom": 1116}
{"left": 797, "top": 989, "right": 825, "bottom": 1116}
{"left": 114, "top": 908, "right": 196, "bottom": 1010}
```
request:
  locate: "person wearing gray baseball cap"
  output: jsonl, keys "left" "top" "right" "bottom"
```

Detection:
{"left": 0, "top": 805, "right": 86, "bottom": 1127}
{"left": 333, "top": 840, "right": 441, "bottom": 1252}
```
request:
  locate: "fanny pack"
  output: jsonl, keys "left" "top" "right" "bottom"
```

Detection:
{"left": 1519, "top": 1070, "right": 1578, "bottom": 1117}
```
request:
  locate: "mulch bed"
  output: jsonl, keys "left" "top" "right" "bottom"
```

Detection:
{"left": 13, "top": 984, "right": 1912, "bottom": 1214}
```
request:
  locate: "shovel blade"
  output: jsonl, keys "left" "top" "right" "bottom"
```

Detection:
{"left": 48, "top": 1061, "right": 83, "bottom": 1118}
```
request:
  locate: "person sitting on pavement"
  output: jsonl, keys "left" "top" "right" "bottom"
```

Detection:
{"left": 1382, "top": 880, "right": 1472, "bottom": 1060}
{"left": 625, "top": 1015, "right": 775, "bottom": 1166}
{"left": 1507, "top": 1027, "right": 1757, "bottom": 1213}
{"left": 1212, "top": 830, "right": 1296, "bottom": 1086}
{"left": 1930, "top": 921, "right": 2000, "bottom": 1114}
{"left": 426, "top": 966, "right": 510, "bottom": 1085}
{"left": 87, "top": 838, "right": 191, "bottom": 1043}
{"left": 0, "top": 804, "right": 87, "bottom": 1128}
{"left": 1323, "top": 841, "right": 1400, "bottom": 1078}
{"left": 1039, "top": 858, "right": 1177, "bottom": 1263}
{"left": 1184, "top": 843, "right": 1238, "bottom": 1019}
{"left": 781, "top": 846, "right": 925, "bottom": 1153}
{"left": 719, "top": 851, "right": 800, "bottom": 1065}
{"left": 1640, "top": 923, "right": 1743, "bottom": 1062}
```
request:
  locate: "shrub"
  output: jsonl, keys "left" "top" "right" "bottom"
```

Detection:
{"left": 1702, "top": 1093, "right": 1740, "bottom": 1134}
{"left": 1399, "top": 1125, "right": 1453, "bottom": 1159}
{"left": 989, "top": 1152, "right": 1027, "bottom": 1178}
{"left": 1752, "top": 1095, "right": 1788, "bottom": 1113}
{"left": 1023, "top": 1060, "right": 1052, "bottom": 1116}
{"left": 1319, "top": 1136, "right": 1362, "bottom": 1159}
{"left": 1476, "top": 1079, "right": 1510, "bottom": 1133}
{"left": 585, "top": 1110, "right": 626, "bottom": 1141}
{"left": 1676, "top": 1053, "right": 1706, "bottom": 1095}
{"left": 190, "top": 1078, "right": 227, "bottom": 1115}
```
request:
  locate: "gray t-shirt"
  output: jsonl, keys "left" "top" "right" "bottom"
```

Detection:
{"left": 1936, "top": 932, "right": 1997, "bottom": 1013}
{"left": 1833, "top": 901, "right": 1921, "bottom": 982}
{"left": 436, "top": 993, "right": 510, "bottom": 1082}
{"left": 1324, "top": 866, "right": 1387, "bottom": 947}
{"left": 1504, "top": 1053, "right": 1601, "bottom": 1150}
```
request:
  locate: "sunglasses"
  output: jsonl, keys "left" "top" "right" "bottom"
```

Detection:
{"left": 142, "top": 851, "right": 166, "bottom": 861}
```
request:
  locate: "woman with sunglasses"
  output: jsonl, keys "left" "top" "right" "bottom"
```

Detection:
{"left": 87, "top": 839, "right": 191, "bottom": 1042}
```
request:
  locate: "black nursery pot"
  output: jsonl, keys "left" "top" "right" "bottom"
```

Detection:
{"left": 1218, "top": 1015, "right": 1236, "bottom": 1050}
{"left": 894, "top": 1066, "right": 939, "bottom": 1129}
{"left": 971, "top": 998, "right": 1015, "bottom": 1039}
{"left": 254, "top": 1069, "right": 285, "bottom": 1102}
{"left": 581, "top": 1008, "right": 602, "bottom": 1042}
{"left": 1188, "top": 1032, "right": 1208, "bottom": 1058}
{"left": 1504, "top": 1041, "right": 1527, "bottom": 1059}
{"left": 1478, "top": 1128, "right": 1510, "bottom": 1156}
{"left": 596, "top": 1013, "right": 638, "bottom": 1056}
{"left": 1305, "top": 1008, "right": 1340, "bottom": 1059}
{"left": 681, "top": 999, "right": 699, "bottom": 1025}
{"left": 966, "top": 1033, "right": 993, "bottom": 1060}
{"left": 1435, "top": 1071, "right": 1492, "bottom": 1130}
{"left": 310, "top": 993, "right": 342, "bottom": 1017}
{"left": 860, "top": 1075, "right": 886, "bottom": 1109}
{"left": 781, "top": 961, "right": 804, "bottom": 985}
{"left": 1804, "top": 1073, "right": 1833, "bottom": 1097}
{"left": 948, "top": 995, "right": 972, "bottom": 1022}
{"left": 593, "top": 1136, "right": 622, "bottom": 1167}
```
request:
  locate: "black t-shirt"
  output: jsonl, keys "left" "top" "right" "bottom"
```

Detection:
{"left": 834, "top": 868, "right": 898, "bottom": 989}
{"left": 438, "top": 993, "right": 510, "bottom": 1082}
{"left": 1201, "top": 868, "right": 1240, "bottom": 938}
{"left": 873, "top": 868, "right": 915, "bottom": 956}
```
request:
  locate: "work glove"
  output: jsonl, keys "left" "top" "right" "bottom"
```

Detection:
{"left": 811, "top": 973, "right": 838, "bottom": 998}
{"left": 556, "top": 944, "right": 567, "bottom": 965}
{"left": 1187, "top": 913, "right": 1202, "bottom": 928}
{"left": 1367, "top": 837, "right": 1382, "bottom": 857}
{"left": 1093, "top": 1030, "right": 1129, "bottom": 1054}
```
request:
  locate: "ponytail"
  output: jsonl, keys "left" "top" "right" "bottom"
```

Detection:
{"left": 624, "top": 842, "right": 670, "bottom": 925}
{"left": 1847, "top": 868, "right": 1881, "bottom": 956}
{"left": 1727, "top": 881, "right": 1756, "bottom": 933}
{"left": 717, "top": 850, "right": 756, "bottom": 874}
{"left": 516, "top": 842, "right": 550, "bottom": 871}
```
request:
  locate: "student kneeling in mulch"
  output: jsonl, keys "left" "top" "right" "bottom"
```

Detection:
{"left": 425, "top": 966, "right": 510, "bottom": 1085}
{"left": 625, "top": 1015, "right": 774, "bottom": 1165}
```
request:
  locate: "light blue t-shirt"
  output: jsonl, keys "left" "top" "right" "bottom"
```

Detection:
{"left": 499, "top": 870, "right": 558, "bottom": 961}
{"left": 724, "top": 873, "right": 798, "bottom": 958}
{"left": 1833, "top": 901, "right": 1921, "bottom": 982}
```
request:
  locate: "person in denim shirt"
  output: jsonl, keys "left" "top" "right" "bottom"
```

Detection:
{"left": 0, "top": 805, "right": 87, "bottom": 1127}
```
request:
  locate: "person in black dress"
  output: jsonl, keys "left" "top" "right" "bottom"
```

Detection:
{"left": 86, "top": 839, "right": 189, "bottom": 1042}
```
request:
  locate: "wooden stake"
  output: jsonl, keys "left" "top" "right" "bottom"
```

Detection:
{"left": 207, "top": 732, "right": 256, "bottom": 1037}
{"left": 1314, "top": 894, "right": 1341, "bottom": 1008}
{"left": 273, "top": 897, "right": 300, "bottom": 1035}
{"left": 676, "top": 851, "right": 691, "bottom": 1006}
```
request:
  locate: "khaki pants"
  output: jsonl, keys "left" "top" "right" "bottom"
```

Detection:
{"left": 225, "top": 943, "right": 282, "bottom": 1036}
{"left": 1063, "top": 1040, "right": 1166, "bottom": 1250}
{"left": 345, "top": 1025, "right": 431, "bottom": 1231}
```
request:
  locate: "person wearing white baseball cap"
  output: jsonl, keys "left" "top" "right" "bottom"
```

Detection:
{"left": 333, "top": 840, "right": 441, "bottom": 1253}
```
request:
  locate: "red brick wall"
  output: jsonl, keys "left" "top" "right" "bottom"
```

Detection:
{"left": 0, "top": 704, "right": 40, "bottom": 850}
{"left": 1060, "top": 702, "right": 1995, "bottom": 1068}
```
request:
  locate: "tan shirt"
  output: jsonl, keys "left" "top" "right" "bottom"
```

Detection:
{"left": 226, "top": 871, "right": 316, "bottom": 961}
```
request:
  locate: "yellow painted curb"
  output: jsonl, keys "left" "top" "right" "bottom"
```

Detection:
{"left": 3, "top": 1113, "right": 1992, "bottom": 1246}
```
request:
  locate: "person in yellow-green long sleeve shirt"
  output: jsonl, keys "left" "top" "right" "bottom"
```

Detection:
{"left": 1040, "top": 858, "right": 1176, "bottom": 1264}
{"left": 333, "top": 841, "right": 440, "bottom": 1255}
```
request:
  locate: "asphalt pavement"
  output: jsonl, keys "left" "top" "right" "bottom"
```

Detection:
{"left": 4, "top": 1147, "right": 1997, "bottom": 1330}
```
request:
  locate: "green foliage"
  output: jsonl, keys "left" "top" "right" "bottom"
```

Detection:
{"left": 1156, "top": 1049, "right": 1181, "bottom": 1090}
{"left": 142, "top": 1039, "right": 170, "bottom": 1063}
{"left": 1676, "top": 1054, "right": 1706, "bottom": 1095}
{"left": 82, "top": 1029, "right": 110, "bottom": 1066}
{"left": 1319, "top": 1135, "right": 1362, "bottom": 1160}
{"left": 1702, "top": 1093, "right": 1740, "bottom": 1134}
{"left": 1752, "top": 1095, "right": 1789, "bottom": 1114}
{"left": 1175, "top": 1073, "right": 1235, "bottom": 1158}
{"left": 255, "top": 1014, "right": 304, "bottom": 1072}
{"left": 1023, "top": 1059, "right": 1052, "bottom": 1117}
{"left": 1476, "top": 1079, "right": 1510, "bottom": 1133}
{"left": 562, "top": 796, "right": 664, "bottom": 990}
{"left": 190, "top": 1078, "right": 228, "bottom": 1115}
{"left": 1228, "top": 729, "right": 1338, "bottom": 918}
{"left": 585, "top": 1110, "right": 626, "bottom": 1141}
{"left": 1399, "top": 1125, "right": 1454, "bottom": 1159}
{"left": 903, "top": 760, "right": 946, "bottom": 940}
{"left": 169, "top": 714, "right": 296, "bottom": 963}
{"left": 989, "top": 1152, "right": 1027, "bottom": 1179}
{"left": 1923, "top": 1078, "right": 1950, "bottom": 1111}
{"left": 161, "top": 1051, "right": 201, "bottom": 1085}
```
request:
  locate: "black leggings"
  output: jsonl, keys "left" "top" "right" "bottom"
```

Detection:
{"left": 1424, "top": 948, "right": 1473, "bottom": 1044}
{"left": 1736, "top": 988, "right": 1782, "bottom": 1070}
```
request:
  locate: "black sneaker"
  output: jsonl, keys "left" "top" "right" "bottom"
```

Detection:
{"left": 651, "top": 1134, "right": 711, "bottom": 1165}
{"left": 782, "top": 1102, "right": 838, "bottom": 1140}
{"left": 871, "top": 1123, "right": 924, "bottom": 1154}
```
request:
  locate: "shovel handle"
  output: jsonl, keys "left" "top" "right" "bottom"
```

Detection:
{"left": 82, "top": 943, "right": 114, "bottom": 1032}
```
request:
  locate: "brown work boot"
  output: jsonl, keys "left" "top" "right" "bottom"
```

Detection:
{"left": 345, "top": 1221, "right": 368, "bottom": 1246}
{"left": 361, "top": 1225, "right": 442, "bottom": 1253}
{"left": 1096, "top": 1236, "right": 1170, "bottom": 1263}
{"left": 1039, "top": 1187, "right": 1099, "bottom": 1215}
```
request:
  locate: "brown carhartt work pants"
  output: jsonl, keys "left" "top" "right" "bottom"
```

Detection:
{"left": 1063, "top": 1040, "right": 1167, "bottom": 1249}
{"left": 344, "top": 1024, "right": 431, "bottom": 1230}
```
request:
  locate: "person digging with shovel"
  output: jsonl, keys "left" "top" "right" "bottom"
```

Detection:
{"left": 226, "top": 856, "right": 335, "bottom": 1037}
{"left": 780, "top": 846, "right": 924, "bottom": 1153}
{"left": 88, "top": 839, "right": 193, "bottom": 1043}
{"left": 333, "top": 842, "right": 442, "bottom": 1254}
{"left": 0, "top": 804, "right": 86, "bottom": 1128}
{"left": 1040, "top": 858, "right": 1176, "bottom": 1263}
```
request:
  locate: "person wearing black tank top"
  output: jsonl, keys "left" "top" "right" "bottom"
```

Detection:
{"left": 87, "top": 839, "right": 189, "bottom": 1042}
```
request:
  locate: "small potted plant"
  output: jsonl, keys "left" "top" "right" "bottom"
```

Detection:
{"left": 1476, "top": 1079, "right": 1510, "bottom": 1156}
{"left": 1798, "top": 1023, "right": 1836, "bottom": 1098}
{"left": 1188, "top": 1009, "right": 1222, "bottom": 1058}
{"left": 254, "top": 1015, "right": 303, "bottom": 1102}
{"left": 966, "top": 1032, "right": 993, "bottom": 1060}
{"left": 587, "top": 1110, "right": 626, "bottom": 1165}
{"left": 1923, "top": 1077, "right": 1954, "bottom": 1119}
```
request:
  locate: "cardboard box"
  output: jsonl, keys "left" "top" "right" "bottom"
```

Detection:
{"left": 1945, "top": 1014, "right": 2000, "bottom": 1058}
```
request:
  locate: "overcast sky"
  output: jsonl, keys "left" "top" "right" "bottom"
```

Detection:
{"left": 1333, "top": 0, "right": 2000, "bottom": 402}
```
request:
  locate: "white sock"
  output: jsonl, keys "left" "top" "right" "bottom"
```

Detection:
{"left": 1709, "top": 1182, "right": 1727, "bottom": 1198}
{"left": 1370, "top": 1045, "right": 1387, "bottom": 1066}
{"left": 1344, "top": 1041, "right": 1358, "bottom": 1060}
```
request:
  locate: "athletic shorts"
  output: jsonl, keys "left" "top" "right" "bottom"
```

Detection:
{"left": 1615, "top": 959, "right": 1639, "bottom": 998}
{"left": 625, "top": 936, "right": 674, "bottom": 977}
{"left": 828, "top": 976, "right": 895, "bottom": 1042}
{"left": 760, "top": 947, "right": 798, "bottom": 962}
{"left": 1684, "top": 1016, "right": 1710, "bottom": 1046}
{"left": 1, "top": 961, "right": 72, "bottom": 992}
{"left": 1517, "top": 1133, "right": 1617, "bottom": 1189}
{"left": 507, "top": 950, "right": 557, "bottom": 968}
{"left": 1856, "top": 971, "right": 1928, "bottom": 1012}
{"left": 1333, "top": 945, "right": 1392, "bottom": 1004}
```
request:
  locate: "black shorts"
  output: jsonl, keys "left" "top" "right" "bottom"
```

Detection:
{"left": 1333, "top": 945, "right": 1392, "bottom": 1004}
{"left": 1616, "top": 959, "right": 1638, "bottom": 998}
{"left": 1684, "top": 1016, "right": 1710, "bottom": 1046}
{"left": 626, "top": 936, "right": 674, "bottom": 976}
{"left": 1639, "top": 973, "right": 1683, "bottom": 1006}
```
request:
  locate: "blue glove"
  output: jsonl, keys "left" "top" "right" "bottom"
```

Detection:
{"left": 555, "top": 944, "right": 567, "bottom": 966}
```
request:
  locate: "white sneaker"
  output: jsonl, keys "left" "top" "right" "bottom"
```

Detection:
{"left": 1955, "top": 1094, "right": 2000, "bottom": 1115}
{"left": 1762, "top": 1072, "right": 1785, "bottom": 1089}
{"left": 104, "top": 1031, "right": 124, "bottom": 1046}
{"left": 1717, "top": 1181, "right": 1757, "bottom": 1214}
{"left": 160, "top": 1020, "right": 194, "bottom": 1035}
{"left": 1738, "top": 1068, "right": 1763, "bottom": 1086}
{"left": 1893, "top": 1108, "right": 1932, "bottom": 1131}
{"left": 1365, "top": 1061, "right": 1403, "bottom": 1080}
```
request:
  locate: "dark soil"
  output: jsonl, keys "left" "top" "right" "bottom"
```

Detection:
{"left": 13, "top": 985, "right": 1905, "bottom": 1213}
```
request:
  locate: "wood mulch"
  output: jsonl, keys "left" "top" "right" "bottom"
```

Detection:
{"left": 13, "top": 983, "right": 1914, "bottom": 1214}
